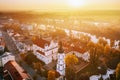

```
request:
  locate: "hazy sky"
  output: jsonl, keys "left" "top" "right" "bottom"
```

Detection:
{"left": 0, "top": 0, "right": 120, "bottom": 12}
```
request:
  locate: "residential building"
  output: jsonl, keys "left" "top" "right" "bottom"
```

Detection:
{"left": 7, "top": 29, "right": 32, "bottom": 53}
{"left": 63, "top": 42, "right": 90, "bottom": 62}
{"left": 0, "top": 52, "right": 15, "bottom": 67}
{"left": 3, "top": 60, "right": 32, "bottom": 80}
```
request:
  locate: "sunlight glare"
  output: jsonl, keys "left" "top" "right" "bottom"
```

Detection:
{"left": 67, "top": 0, "right": 85, "bottom": 8}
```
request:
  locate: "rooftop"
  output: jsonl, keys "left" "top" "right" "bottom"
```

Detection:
{"left": 74, "top": 60, "right": 89, "bottom": 73}
{"left": 0, "top": 52, "right": 13, "bottom": 58}
{"left": 32, "top": 37, "right": 50, "bottom": 48}
{"left": 3, "top": 60, "right": 32, "bottom": 80}
{"left": 63, "top": 42, "right": 86, "bottom": 54}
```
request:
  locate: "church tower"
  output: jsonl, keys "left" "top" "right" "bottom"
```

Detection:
{"left": 56, "top": 41, "right": 65, "bottom": 76}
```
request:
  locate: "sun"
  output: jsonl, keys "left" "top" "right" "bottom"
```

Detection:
{"left": 67, "top": 0, "right": 85, "bottom": 8}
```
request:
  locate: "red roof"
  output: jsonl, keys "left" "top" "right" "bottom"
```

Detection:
{"left": 37, "top": 50, "right": 45, "bottom": 55}
{"left": 33, "top": 37, "right": 50, "bottom": 48}
{"left": 62, "top": 42, "right": 86, "bottom": 54}
{"left": 3, "top": 60, "right": 32, "bottom": 80}
{"left": 73, "top": 47, "right": 86, "bottom": 54}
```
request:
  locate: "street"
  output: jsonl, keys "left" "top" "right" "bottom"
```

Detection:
{"left": 21, "top": 61, "right": 46, "bottom": 80}
{"left": 2, "top": 30, "right": 46, "bottom": 80}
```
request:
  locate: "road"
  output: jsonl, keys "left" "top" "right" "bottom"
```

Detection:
{"left": 2, "top": 30, "right": 46, "bottom": 80}
{"left": 2, "top": 30, "right": 19, "bottom": 54}
{"left": 21, "top": 61, "right": 46, "bottom": 80}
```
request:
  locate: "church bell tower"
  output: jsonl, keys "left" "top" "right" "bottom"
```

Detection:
{"left": 56, "top": 41, "right": 65, "bottom": 76}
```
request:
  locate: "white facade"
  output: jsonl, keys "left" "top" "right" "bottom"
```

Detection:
{"left": 15, "top": 41, "right": 32, "bottom": 53}
{"left": 38, "top": 24, "right": 46, "bottom": 30}
{"left": 21, "top": 24, "right": 33, "bottom": 31}
{"left": 90, "top": 69, "right": 115, "bottom": 80}
{"left": 33, "top": 40, "right": 58, "bottom": 64}
{"left": 64, "top": 29, "right": 113, "bottom": 46}
{"left": 56, "top": 53, "right": 65, "bottom": 76}
{"left": 82, "top": 52, "right": 90, "bottom": 62}
{"left": 16, "top": 42, "right": 25, "bottom": 52}
{"left": 113, "top": 40, "right": 120, "bottom": 49}
{"left": 7, "top": 29, "right": 32, "bottom": 53}
{"left": 91, "top": 35, "right": 98, "bottom": 43}
{"left": 0, "top": 52, "right": 15, "bottom": 66}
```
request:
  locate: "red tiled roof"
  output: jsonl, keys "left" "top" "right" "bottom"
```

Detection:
{"left": 62, "top": 42, "right": 86, "bottom": 54}
{"left": 36, "top": 50, "right": 45, "bottom": 55}
{"left": 3, "top": 60, "right": 31, "bottom": 80}
{"left": 33, "top": 37, "right": 50, "bottom": 48}
{"left": 73, "top": 47, "right": 86, "bottom": 54}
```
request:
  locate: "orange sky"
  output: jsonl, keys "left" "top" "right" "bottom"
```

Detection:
{"left": 0, "top": 0, "right": 120, "bottom": 12}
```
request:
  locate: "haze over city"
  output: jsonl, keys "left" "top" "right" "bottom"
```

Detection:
{"left": 0, "top": 0, "right": 120, "bottom": 80}
{"left": 0, "top": 0, "right": 120, "bottom": 12}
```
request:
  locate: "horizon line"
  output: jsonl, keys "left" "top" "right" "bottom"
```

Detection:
{"left": 0, "top": 9, "right": 120, "bottom": 13}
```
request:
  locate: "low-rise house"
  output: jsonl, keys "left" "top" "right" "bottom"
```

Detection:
{"left": 90, "top": 69, "right": 115, "bottom": 80}
{"left": 63, "top": 42, "right": 90, "bottom": 62}
{"left": 15, "top": 40, "right": 32, "bottom": 53}
{"left": 0, "top": 52, "right": 15, "bottom": 67}
{"left": 16, "top": 42, "right": 25, "bottom": 52}
{"left": 21, "top": 24, "right": 34, "bottom": 31}
{"left": 3, "top": 60, "right": 32, "bottom": 80}
{"left": 7, "top": 30, "right": 32, "bottom": 53}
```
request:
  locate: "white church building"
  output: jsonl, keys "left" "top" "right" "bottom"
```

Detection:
{"left": 32, "top": 37, "right": 58, "bottom": 64}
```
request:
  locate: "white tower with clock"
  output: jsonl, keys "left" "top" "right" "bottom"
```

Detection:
{"left": 56, "top": 41, "right": 65, "bottom": 76}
